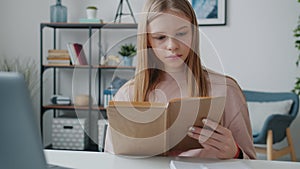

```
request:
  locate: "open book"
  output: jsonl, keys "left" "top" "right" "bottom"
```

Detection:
{"left": 107, "top": 96, "right": 225, "bottom": 156}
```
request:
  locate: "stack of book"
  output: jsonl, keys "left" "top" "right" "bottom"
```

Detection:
{"left": 50, "top": 95, "right": 71, "bottom": 105}
{"left": 66, "top": 43, "right": 88, "bottom": 65}
{"left": 47, "top": 49, "right": 71, "bottom": 65}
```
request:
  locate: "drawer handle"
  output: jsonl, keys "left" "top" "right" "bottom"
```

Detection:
{"left": 63, "top": 126, "right": 73, "bottom": 129}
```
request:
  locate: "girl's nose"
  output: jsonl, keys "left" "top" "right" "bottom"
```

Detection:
{"left": 166, "top": 37, "right": 179, "bottom": 51}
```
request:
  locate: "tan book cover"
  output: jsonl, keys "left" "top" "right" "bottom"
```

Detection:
{"left": 107, "top": 96, "right": 225, "bottom": 156}
{"left": 47, "top": 56, "right": 70, "bottom": 60}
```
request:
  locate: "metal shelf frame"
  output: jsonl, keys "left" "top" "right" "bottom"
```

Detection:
{"left": 40, "top": 22, "right": 137, "bottom": 151}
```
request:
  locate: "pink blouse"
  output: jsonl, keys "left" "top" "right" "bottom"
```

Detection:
{"left": 105, "top": 70, "right": 256, "bottom": 159}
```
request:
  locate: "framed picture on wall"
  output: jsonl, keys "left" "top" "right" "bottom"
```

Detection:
{"left": 188, "top": 0, "right": 226, "bottom": 26}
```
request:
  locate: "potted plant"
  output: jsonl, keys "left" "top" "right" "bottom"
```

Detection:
{"left": 86, "top": 6, "right": 98, "bottom": 19}
{"left": 118, "top": 43, "right": 136, "bottom": 66}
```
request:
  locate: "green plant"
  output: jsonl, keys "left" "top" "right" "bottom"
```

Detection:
{"left": 293, "top": 0, "right": 300, "bottom": 95}
{"left": 86, "top": 6, "right": 97, "bottom": 10}
{"left": 118, "top": 43, "right": 137, "bottom": 57}
{"left": 294, "top": 17, "right": 300, "bottom": 66}
{"left": 293, "top": 78, "right": 300, "bottom": 95}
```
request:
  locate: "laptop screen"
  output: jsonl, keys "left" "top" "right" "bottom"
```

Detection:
{"left": 0, "top": 72, "right": 47, "bottom": 169}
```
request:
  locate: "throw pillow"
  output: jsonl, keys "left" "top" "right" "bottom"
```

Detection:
{"left": 247, "top": 100, "right": 293, "bottom": 135}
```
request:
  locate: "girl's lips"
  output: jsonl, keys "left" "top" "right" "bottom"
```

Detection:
{"left": 166, "top": 54, "right": 182, "bottom": 58}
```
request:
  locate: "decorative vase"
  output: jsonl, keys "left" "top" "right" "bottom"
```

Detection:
{"left": 50, "top": 0, "right": 67, "bottom": 22}
{"left": 123, "top": 57, "right": 133, "bottom": 66}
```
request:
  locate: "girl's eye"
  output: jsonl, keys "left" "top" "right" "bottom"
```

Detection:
{"left": 176, "top": 32, "right": 187, "bottom": 36}
{"left": 154, "top": 35, "right": 166, "bottom": 40}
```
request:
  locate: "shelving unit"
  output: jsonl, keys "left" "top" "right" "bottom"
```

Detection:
{"left": 40, "top": 22, "right": 137, "bottom": 151}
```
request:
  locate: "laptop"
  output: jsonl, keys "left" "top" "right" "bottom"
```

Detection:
{"left": 0, "top": 72, "right": 72, "bottom": 169}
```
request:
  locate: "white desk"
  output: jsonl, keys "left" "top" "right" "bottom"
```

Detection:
{"left": 45, "top": 150, "right": 300, "bottom": 169}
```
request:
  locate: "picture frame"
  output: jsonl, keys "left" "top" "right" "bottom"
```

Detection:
{"left": 188, "top": 0, "right": 226, "bottom": 26}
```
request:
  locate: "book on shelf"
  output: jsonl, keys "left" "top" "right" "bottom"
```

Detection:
{"left": 50, "top": 95, "right": 71, "bottom": 105}
{"left": 47, "top": 55, "right": 70, "bottom": 59}
{"left": 66, "top": 42, "right": 78, "bottom": 65}
{"left": 47, "top": 58, "right": 70, "bottom": 65}
{"left": 48, "top": 53, "right": 70, "bottom": 57}
{"left": 47, "top": 61, "right": 71, "bottom": 65}
{"left": 107, "top": 96, "right": 225, "bottom": 156}
{"left": 66, "top": 43, "right": 88, "bottom": 65}
{"left": 73, "top": 43, "right": 88, "bottom": 65}
{"left": 48, "top": 49, "right": 69, "bottom": 57}
{"left": 47, "top": 49, "right": 71, "bottom": 65}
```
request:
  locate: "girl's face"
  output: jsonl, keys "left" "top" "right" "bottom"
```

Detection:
{"left": 148, "top": 10, "right": 193, "bottom": 72}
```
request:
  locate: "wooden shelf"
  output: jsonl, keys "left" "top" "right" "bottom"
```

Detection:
{"left": 43, "top": 104, "right": 106, "bottom": 111}
{"left": 42, "top": 64, "right": 135, "bottom": 69}
{"left": 97, "top": 65, "right": 135, "bottom": 69}
{"left": 43, "top": 64, "right": 89, "bottom": 69}
{"left": 41, "top": 22, "right": 138, "bottom": 29}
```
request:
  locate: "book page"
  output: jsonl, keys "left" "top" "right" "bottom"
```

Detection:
{"left": 107, "top": 97, "right": 225, "bottom": 156}
{"left": 166, "top": 97, "right": 225, "bottom": 152}
{"left": 107, "top": 101, "right": 169, "bottom": 156}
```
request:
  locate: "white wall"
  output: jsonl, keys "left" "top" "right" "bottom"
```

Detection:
{"left": 0, "top": 0, "right": 299, "bottom": 161}
{"left": 202, "top": 0, "right": 299, "bottom": 92}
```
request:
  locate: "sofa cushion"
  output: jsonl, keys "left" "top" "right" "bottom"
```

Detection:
{"left": 247, "top": 100, "right": 293, "bottom": 135}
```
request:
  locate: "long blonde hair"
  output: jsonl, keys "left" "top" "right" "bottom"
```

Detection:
{"left": 133, "top": 0, "right": 208, "bottom": 101}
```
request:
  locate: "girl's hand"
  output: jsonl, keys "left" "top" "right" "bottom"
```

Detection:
{"left": 186, "top": 119, "right": 239, "bottom": 159}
